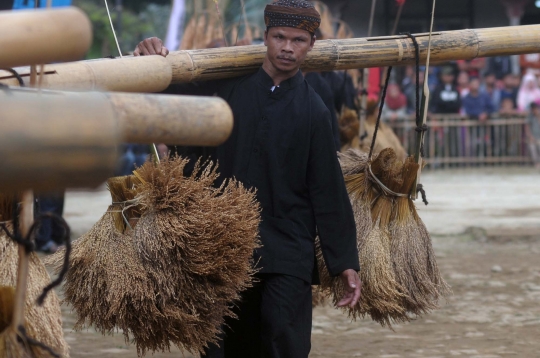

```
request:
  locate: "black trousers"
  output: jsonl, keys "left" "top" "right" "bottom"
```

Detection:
{"left": 203, "top": 273, "right": 312, "bottom": 358}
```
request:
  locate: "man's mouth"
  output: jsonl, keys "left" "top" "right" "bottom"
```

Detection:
{"left": 277, "top": 57, "right": 295, "bottom": 63}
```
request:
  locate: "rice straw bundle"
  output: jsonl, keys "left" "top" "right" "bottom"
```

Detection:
{"left": 47, "top": 158, "right": 260, "bottom": 356}
{"left": 0, "top": 194, "right": 68, "bottom": 358}
{"left": 45, "top": 176, "right": 160, "bottom": 348}
{"left": 316, "top": 148, "right": 449, "bottom": 326}
{"left": 130, "top": 157, "right": 260, "bottom": 355}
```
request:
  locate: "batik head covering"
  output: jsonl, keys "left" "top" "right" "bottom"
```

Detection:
{"left": 264, "top": 0, "right": 321, "bottom": 35}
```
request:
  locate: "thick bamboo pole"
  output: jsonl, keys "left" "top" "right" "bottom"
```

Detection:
{"left": 1, "top": 25, "right": 539, "bottom": 90}
{"left": 105, "top": 92, "right": 233, "bottom": 145}
{"left": 0, "top": 90, "right": 119, "bottom": 192}
{"left": 0, "top": 7, "right": 92, "bottom": 68}
{"left": 168, "top": 24, "right": 540, "bottom": 83}
{"left": 0, "top": 88, "right": 233, "bottom": 191}
{"left": 0, "top": 56, "right": 173, "bottom": 93}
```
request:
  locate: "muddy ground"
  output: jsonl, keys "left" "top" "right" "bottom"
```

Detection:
{"left": 55, "top": 168, "right": 540, "bottom": 357}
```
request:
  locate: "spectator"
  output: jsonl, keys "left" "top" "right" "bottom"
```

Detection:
{"left": 116, "top": 144, "right": 149, "bottom": 176}
{"left": 35, "top": 192, "right": 65, "bottom": 253}
{"left": 517, "top": 73, "right": 540, "bottom": 112}
{"left": 481, "top": 72, "right": 502, "bottom": 111}
{"left": 457, "top": 70, "right": 470, "bottom": 97}
{"left": 457, "top": 58, "right": 486, "bottom": 78}
{"left": 430, "top": 66, "right": 461, "bottom": 114}
{"left": 404, "top": 69, "right": 424, "bottom": 115}
{"left": 527, "top": 101, "right": 540, "bottom": 168}
{"left": 486, "top": 56, "right": 513, "bottom": 81}
{"left": 520, "top": 53, "right": 540, "bottom": 76}
{"left": 462, "top": 77, "right": 494, "bottom": 121}
{"left": 382, "top": 83, "right": 407, "bottom": 120}
{"left": 499, "top": 73, "right": 519, "bottom": 109}
{"left": 498, "top": 98, "right": 518, "bottom": 117}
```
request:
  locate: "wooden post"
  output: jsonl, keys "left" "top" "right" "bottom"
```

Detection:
{"left": 1, "top": 25, "right": 540, "bottom": 90}
{"left": 0, "top": 7, "right": 92, "bottom": 68}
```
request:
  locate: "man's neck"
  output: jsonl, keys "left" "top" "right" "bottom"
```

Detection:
{"left": 262, "top": 58, "right": 299, "bottom": 87}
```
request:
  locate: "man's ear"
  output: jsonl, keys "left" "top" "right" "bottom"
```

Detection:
{"left": 309, "top": 35, "right": 316, "bottom": 51}
{"left": 264, "top": 30, "right": 268, "bottom": 46}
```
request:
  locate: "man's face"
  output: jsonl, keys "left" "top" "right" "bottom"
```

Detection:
{"left": 264, "top": 26, "right": 315, "bottom": 74}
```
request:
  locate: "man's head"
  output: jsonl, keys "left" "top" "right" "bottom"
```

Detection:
{"left": 440, "top": 66, "right": 455, "bottom": 85}
{"left": 484, "top": 72, "right": 496, "bottom": 87}
{"left": 469, "top": 77, "right": 480, "bottom": 93}
{"left": 262, "top": 0, "right": 320, "bottom": 81}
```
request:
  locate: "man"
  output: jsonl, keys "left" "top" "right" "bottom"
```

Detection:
{"left": 430, "top": 66, "right": 461, "bottom": 114}
{"left": 134, "top": 1, "right": 361, "bottom": 357}
{"left": 462, "top": 77, "right": 494, "bottom": 121}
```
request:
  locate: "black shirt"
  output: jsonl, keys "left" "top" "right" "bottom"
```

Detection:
{"left": 168, "top": 68, "right": 359, "bottom": 283}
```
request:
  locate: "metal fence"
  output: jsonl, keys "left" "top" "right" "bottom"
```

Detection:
{"left": 387, "top": 115, "right": 534, "bottom": 169}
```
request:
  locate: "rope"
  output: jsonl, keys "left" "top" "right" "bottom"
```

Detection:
{"left": 104, "top": 0, "right": 123, "bottom": 58}
{"left": 0, "top": 68, "right": 25, "bottom": 87}
{"left": 416, "top": 183, "right": 428, "bottom": 205}
{"left": 17, "top": 325, "right": 60, "bottom": 358}
{"left": 0, "top": 213, "right": 72, "bottom": 305}
{"left": 368, "top": 65, "right": 393, "bottom": 160}
{"left": 368, "top": 164, "right": 408, "bottom": 198}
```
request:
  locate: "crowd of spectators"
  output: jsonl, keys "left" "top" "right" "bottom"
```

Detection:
{"left": 382, "top": 54, "right": 540, "bottom": 121}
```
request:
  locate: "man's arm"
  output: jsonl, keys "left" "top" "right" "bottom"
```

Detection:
{"left": 307, "top": 104, "right": 361, "bottom": 307}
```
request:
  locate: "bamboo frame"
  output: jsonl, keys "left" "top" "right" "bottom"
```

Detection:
{"left": 1, "top": 25, "right": 539, "bottom": 90}
{"left": 0, "top": 7, "right": 92, "bottom": 68}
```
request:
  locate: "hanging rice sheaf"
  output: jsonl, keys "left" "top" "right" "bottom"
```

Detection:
{"left": 131, "top": 157, "right": 260, "bottom": 355}
{"left": 316, "top": 148, "right": 450, "bottom": 326}
{"left": 47, "top": 157, "right": 261, "bottom": 356}
{"left": 0, "top": 194, "right": 68, "bottom": 358}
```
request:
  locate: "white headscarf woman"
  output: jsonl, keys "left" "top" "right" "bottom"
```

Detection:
{"left": 517, "top": 72, "right": 540, "bottom": 112}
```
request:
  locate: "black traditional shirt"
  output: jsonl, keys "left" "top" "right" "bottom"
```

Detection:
{"left": 169, "top": 68, "right": 359, "bottom": 283}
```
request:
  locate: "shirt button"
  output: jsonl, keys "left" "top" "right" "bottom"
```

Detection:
{"left": 253, "top": 148, "right": 259, "bottom": 153}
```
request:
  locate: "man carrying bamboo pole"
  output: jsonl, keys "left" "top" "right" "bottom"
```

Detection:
{"left": 135, "top": 1, "right": 360, "bottom": 357}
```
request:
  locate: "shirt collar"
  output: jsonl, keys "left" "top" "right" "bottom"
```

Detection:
{"left": 255, "top": 67, "right": 304, "bottom": 91}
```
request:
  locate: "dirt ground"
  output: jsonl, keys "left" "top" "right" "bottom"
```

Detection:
{"left": 53, "top": 168, "right": 540, "bottom": 357}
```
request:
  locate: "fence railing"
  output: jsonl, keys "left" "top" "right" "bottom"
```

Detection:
{"left": 387, "top": 115, "right": 534, "bottom": 169}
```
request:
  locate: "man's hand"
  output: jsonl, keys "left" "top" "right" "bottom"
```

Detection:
{"left": 337, "top": 269, "right": 362, "bottom": 308}
{"left": 134, "top": 37, "right": 169, "bottom": 57}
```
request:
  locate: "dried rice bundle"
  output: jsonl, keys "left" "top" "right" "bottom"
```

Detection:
{"left": 45, "top": 176, "right": 161, "bottom": 351}
{"left": 316, "top": 148, "right": 449, "bottom": 327}
{"left": 1, "top": 221, "right": 68, "bottom": 358}
{"left": 130, "top": 157, "right": 260, "bottom": 355}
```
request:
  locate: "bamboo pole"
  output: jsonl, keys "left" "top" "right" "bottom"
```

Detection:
{"left": 10, "top": 191, "right": 33, "bottom": 338}
{"left": 0, "top": 56, "right": 173, "bottom": 92}
{"left": 0, "top": 90, "right": 119, "bottom": 192}
{"left": 0, "top": 7, "right": 92, "bottom": 68}
{"left": 1, "top": 25, "right": 540, "bottom": 90}
{"left": 105, "top": 92, "right": 233, "bottom": 145}
{"left": 0, "top": 88, "right": 233, "bottom": 191}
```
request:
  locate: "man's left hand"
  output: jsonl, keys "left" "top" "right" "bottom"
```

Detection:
{"left": 337, "top": 269, "right": 362, "bottom": 308}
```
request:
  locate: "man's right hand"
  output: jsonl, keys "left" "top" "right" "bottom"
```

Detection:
{"left": 134, "top": 37, "right": 169, "bottom": 57}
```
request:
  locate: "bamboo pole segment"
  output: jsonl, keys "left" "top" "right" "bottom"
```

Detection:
{"left": 10, "top": 191, "right": 33, "bottom": 336}
{"left": 167, "top": 24, "right": 540, "bottom": 83}
{"left": 0, "top": 88, "right": 233, "bottom": 191}
{"left": 105, "top": 92, "right": 233, "bottom": 145}
{"left": 1, "top": 25, "right": 539, "bottom": 90}
{"left": 0, "top": 7, "right": 92, "bottom": 68}
{"left": 0, "top": 90, "right": 119, "bottom": 192}
{"left": 0, "top": 56, "right": 173, "bottom": 93}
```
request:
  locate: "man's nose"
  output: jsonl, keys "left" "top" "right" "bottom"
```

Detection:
{"left": 282, "top": 40, "right": 293, "bottom": 52}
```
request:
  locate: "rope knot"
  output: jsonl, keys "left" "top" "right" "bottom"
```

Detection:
{"left": 415, "top": 124, "right": 428, "bottom": 133}
{"left": 416, "top": 184, "right": 429, "bottom": 205}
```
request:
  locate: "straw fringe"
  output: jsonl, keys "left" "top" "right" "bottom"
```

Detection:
{"left": 1, "top": 222, "right": 68, "bottom": 358}
{"left": 316, "top": 148, "right": 450, "bottom": 326}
